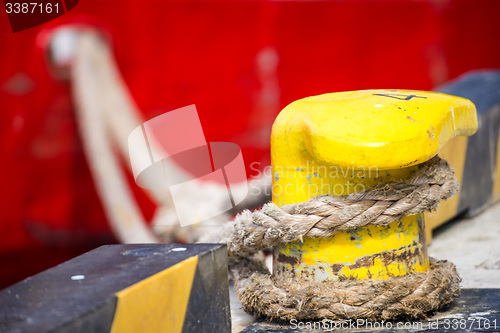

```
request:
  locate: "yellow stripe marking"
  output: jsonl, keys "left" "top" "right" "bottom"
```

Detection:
{"left": 425, "top": 135, "right": 468, "bottom": 243}
{"left": 110, "top": 256, "right": 198, "bottom": 333}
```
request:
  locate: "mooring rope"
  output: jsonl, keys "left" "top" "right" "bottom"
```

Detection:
{"left": 63, "top": 29, "right": 271, "bottom": 243}
{"left": 202, "top": 156, "right": 461, "bottom": 320}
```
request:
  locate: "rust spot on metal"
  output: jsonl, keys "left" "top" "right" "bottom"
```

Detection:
{"left": 302, "top": 266, "right": 315, "bottom": 280}
{"left": 378, "top": 246, "right": 420, "bottom": 266}
{"left": 331, "top": 263, "right": 345, "bottom": 274}
{"left": 347, "top": 245, "right": 425, "bottom": 273}
{"left": 416, "top": 215, "right": 429, "bottom": 259}
{"left": 349, "top": 255, "right": 375, "bottom": 270}
{"left": 276, "top": 252, "right": 300, "bottom": 265}
{"left": 427, "top": 125, "right": 435, "bottom": 140}
{"left": 407, "top": 116, "right": 418, "bottom": 123}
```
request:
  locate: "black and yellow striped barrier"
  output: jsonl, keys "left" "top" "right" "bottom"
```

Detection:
{"left": 426, "top": 70, "right": 500, "bottom": 241}
{"left": 0, "top": 244, "right": 230, "bottom": 333}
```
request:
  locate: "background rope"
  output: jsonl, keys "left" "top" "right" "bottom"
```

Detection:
{"left": 62, "top": 28, "right": 271, "bottom": 243}
{"left": 202, "top": 156, "right": 461, "bottom": 320}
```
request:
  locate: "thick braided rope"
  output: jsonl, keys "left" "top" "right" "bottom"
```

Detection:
{"left": 231, "top": 256, "right": 460, "bottom": 321}
{"left": 202, "top": 156, "right": 461, "bottom": 320}
{"left": 210, "top": 156, "right": 458, "bottom": 257}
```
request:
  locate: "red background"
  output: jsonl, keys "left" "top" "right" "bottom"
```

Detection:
{"left": 1, "top": 0, "right": 500, "bottom": 288}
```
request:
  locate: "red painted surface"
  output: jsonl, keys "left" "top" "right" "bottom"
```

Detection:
{"left": 1, "top": 0, "right": 500, "bottom": 288}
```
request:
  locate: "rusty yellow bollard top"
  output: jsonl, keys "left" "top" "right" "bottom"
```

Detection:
{"left": 271, "top": 90, "right": 477, "bottom": 282}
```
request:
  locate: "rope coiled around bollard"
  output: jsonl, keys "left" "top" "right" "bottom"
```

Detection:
{"left": 202, "top": 156, "right": 461, "bottom": 321}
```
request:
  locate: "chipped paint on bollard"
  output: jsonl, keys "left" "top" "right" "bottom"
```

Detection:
{"left": 272, "top": 164, "right": 430, "bottom": 281}
{"left": 271, "top": 90, "right": 477, "bottom": 282}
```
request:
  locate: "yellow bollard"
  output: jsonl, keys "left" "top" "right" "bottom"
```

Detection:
{"left": 272, "top": 90, "right": 477, "bottom": 281}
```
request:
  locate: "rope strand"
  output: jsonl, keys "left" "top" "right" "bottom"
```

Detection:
{"left": 201, "top": 156, "right": 461, "bottom": 321}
